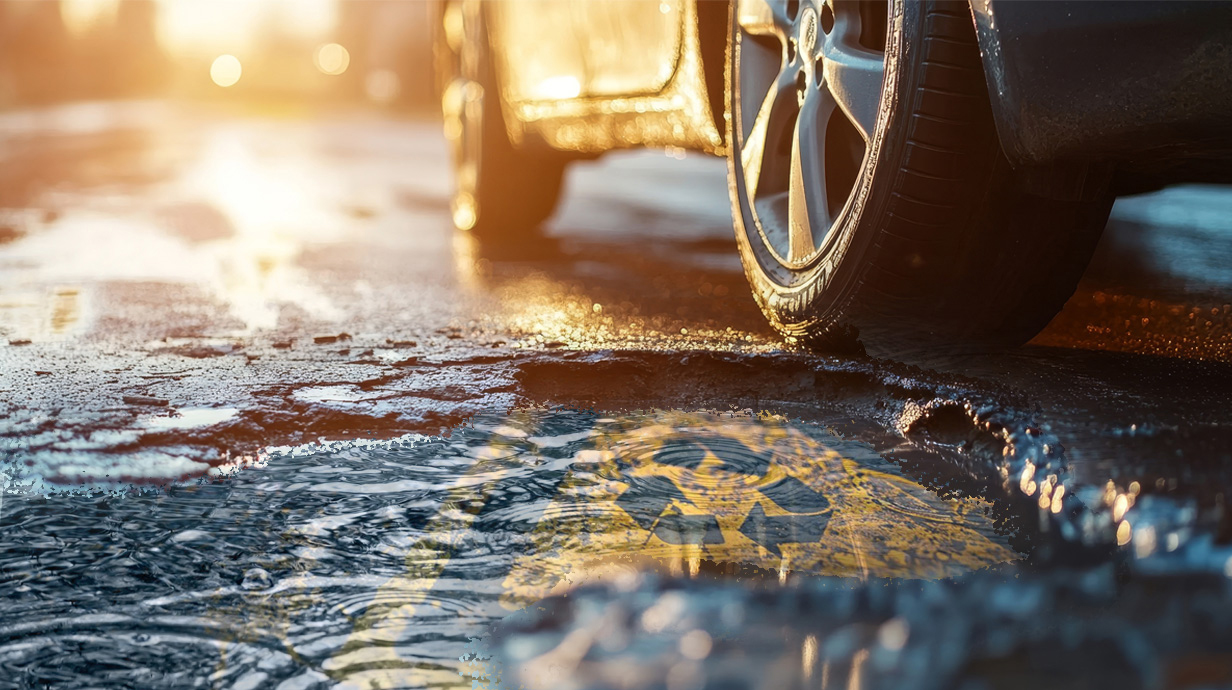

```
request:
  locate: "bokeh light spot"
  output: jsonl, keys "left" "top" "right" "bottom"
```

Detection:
{"left": 210, "top": 54, "right": 242, "bottom": 87}
{"left": 314, "top": 43, "right": 350, "bottom": 76}
{"left": 534, "top": 75, "right": 581, "bottom": 100}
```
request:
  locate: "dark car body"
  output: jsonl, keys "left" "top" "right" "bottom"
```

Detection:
{"left": 972, "top": 1, "right": 1232, "bottom": 191}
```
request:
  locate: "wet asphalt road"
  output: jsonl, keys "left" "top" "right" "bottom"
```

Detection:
{"left": 4, "top": 101, "right": 1232, "bottom": 689}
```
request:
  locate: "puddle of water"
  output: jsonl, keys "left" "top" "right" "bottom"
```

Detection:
{"left": 291, "top": 386, "right": 396, "bottom": 404}
{"left": 0, "top": 284, "right": 92, "bottom": 343}
{"left": 139, "top": 407, "right": 239, "bottom": 431}
{"left": 0, "top": 409, "right": 1016, "bottom": 689}
{"left": 0, "top": 119, "right": 367, "bottom": 341}
{"left": 498, "top": 412, "right": 1013, "bottom": 603}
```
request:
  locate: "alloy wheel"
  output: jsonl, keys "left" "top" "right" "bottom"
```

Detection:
{"left": 733, "top": 0, "right": 889, "bottom": 274}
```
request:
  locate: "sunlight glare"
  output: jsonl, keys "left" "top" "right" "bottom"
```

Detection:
{"left": 157, "top": 0, "right": 337, "bottom": 55}
{"left": 315, "top": 43, "right": 350, "bottom": 76}
{"left": 185, "top": 133, "right": 344, "bottom": 332}
{"left": 61, "top": 0, "right": 119, "bottom": 36}
{"left": 534, "top": 75, "right": 582, "bottom": 100}
{"left": 210, "top": 55, "right": 242, "bottom": 87}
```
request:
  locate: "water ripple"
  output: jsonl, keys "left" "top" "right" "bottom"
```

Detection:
{"left": 0, "top": 409, "right": 1016, "bottom": 688}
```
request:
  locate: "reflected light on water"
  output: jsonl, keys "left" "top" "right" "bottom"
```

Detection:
{"left": 802, "top": 634, "right": 818, "bottom": 681}
{"left": 309, "top": 410, "right": 1016, "bottom": 686}
{"left": 848, "top": 648, "right": 868, "bottom": 690}
{"left": 0, "top": 286, "right": 88, "bottom": 343}
{"left": 1134, "top": 524, "right": 1157, "bottom": 559}
{"left": 877, "top": 618, "right": 909, "bottom": 651}
{"left": 186, "top": 131, "right": 343, "bottom": 331}
{"left": 452, "top": 235, "right": 773, "bottom": 351}
{"left": 0, "top": 121, "right": 349, "bottom": 341}
{"left": 1050, "top": 484, "right": 1066, "bottom": 513}
{"left": 0, "top": 408, "right": 1024, "bottom": 687}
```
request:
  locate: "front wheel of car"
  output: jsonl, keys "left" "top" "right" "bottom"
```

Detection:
{"left": 727, "top": 0, "right": 1114, "bottom": 354}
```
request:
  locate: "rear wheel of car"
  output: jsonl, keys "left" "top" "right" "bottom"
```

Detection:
{"left": 436, "top": 1, "right": 566, "bottom": 239}
{"left": 727, "top": 0, "right": 1114, "bottom": 353}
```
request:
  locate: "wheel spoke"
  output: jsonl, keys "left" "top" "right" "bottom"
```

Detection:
{"left": 787, "top": 134, "right": 815, "bottom": 262}
{"left": 737, "top": 0, "right": 794, "bottom": 38}
{"left": 787, "top": 88, "right": 836, "bottom": 262}
{"left": 821, "top": 8, "right": 886, "bottom": 141}
{"left": 740, "top": 70, "right": 797, "bottom": 200}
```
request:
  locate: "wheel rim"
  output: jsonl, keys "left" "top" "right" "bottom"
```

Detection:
{"left": 734, "top": 0, "right": 888, "bottom": 276}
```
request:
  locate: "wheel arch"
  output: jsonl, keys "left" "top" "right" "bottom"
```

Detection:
{"left": 695, "top": 0, "right": 732, "bottom": 152}
{"left": 968, "top": 0, "right": 1232, "bottom": 176}
{"left": 695, "top": 0, "right": 992, "bottom": 160}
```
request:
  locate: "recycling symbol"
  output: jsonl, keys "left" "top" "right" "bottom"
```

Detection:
{"left": 498, "top": 412, "right": 1017, "bottom": 608}
{"left": 614, "top": 435, "right": 833, "bottom": 556}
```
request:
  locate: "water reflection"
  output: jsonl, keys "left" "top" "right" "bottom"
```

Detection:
{"left": 138, "top": 407, "right": 239, "bottom": 431}
{"left": 500, "top": 411, "right": 1014, "bottom": 605}
{"left": 0, "top": 409, "right": 1015, "bottom": 688}
{"left": 452, "top": 231, "right": 776, "bottom": 353}
{"left": 0, "top": 118, "right": 360, "bottom": 343}
{"left": 0, "top": 284, "right": 88, "bottom": 343}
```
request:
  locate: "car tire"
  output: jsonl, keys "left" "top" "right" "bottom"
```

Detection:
{"left": 436, "top": 1, "right": 566, "bottom": 239}
{"left": 727, "top": 0, "right": 1114, "bottom": 354}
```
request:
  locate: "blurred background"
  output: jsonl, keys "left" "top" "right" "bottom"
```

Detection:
{"left": 0, "top": 0, "right": 436, "bottom": 112}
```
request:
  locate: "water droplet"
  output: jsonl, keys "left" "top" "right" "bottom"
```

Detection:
{"left": 679, "top": 629, "right": 712, "bottom": 660}
{"left": 241, "top": 567, "right": 272, "bottom": 591}
{"left": 877, "top": 617, "right": 909, "bottom": 650}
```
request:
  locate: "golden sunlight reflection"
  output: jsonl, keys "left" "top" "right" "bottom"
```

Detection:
{"left": 314, "top": 42, "right": 350, "bottom": 76}
{"left": 848, "top": 648, "right": 868, "bottom": 690}
{"left": 490, "top": 274, "right": 770, "bottom": 350}
{"left": 156, "top": 0, "right": 337, "bottom": 56}
{"left": 534, "top": 75, "right": 582, "bottom": 100}
{"left": 209, "top": 54, "right": 242, "bottom": 87}
{"left": 496, "top": 412, "right": 1018, "bottom": 606}
{"left": 802, "top": 634, "right": 818, "bottom": 681}
{"left": 324, "top": 411, "right": 1017, "bottom": 685}
{"left": 60, "top": 0, "right": 120, "bottom": 36}
{"left": 0, "top": 286, "right": 90, "bottom": 344}
{"left": 0, "top": 126, "right": 347, "bottom": 339}
{"left": 452, "top": 235, "right": 774, "bottom": 351}
{"left": 179, "top": 129, "right": 344, "bottom": 331}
